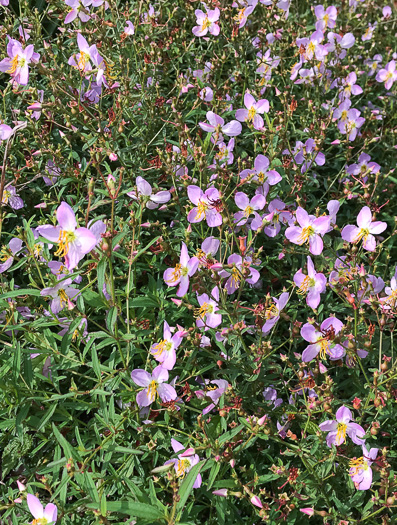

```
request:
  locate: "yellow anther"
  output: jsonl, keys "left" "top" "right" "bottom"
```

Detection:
{"left": 336, "top": 422, "right": 347, "bottom": 443}
{"left": 297, "top": 225, "right": 314, "bottom": 245}
{"left": 147, "top": 380, "right": 158, "bottom": 403}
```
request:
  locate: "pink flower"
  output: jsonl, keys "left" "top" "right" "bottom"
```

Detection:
{"left": 195, "top": 286, "right": 222, "bottom": 329}
{"left": 301, "top": 317, "right": 345, "bottom": 362}
{"left": 239, "top": 154, "right": 281, "bottom": 185}
{"left": 131, "top": 366, "right": 177, "bottom": 407}
{"left": 64, "top": 0, "right": 91, "bottom": 23}
{"left": 376, "top": 60, "right": 397, "bottom": 90}
{"left": 124, "top": 21, "right": 135, "bottom": 35}
{"left": 150, "top": 321, "right": 183, "bottom": 370}
{"left": 349, "top": 445, "right": 378, "bottom": 490}
{"left": 262, "top": 292, "right": 289, "bottom": 333}
{"left": 36, "top": 202, "right": 97, "bottom": 270}
{"left": 192, "top": 7, "right": 220, "bottom": 37}
{"left": 235, "top": 92, "right": 269, "bottom": 130}
{"left": 163, "top": 243, "right": 199, "bottom": 297}
{"left": 199, "top": 111, "right": 242, "bottom": 142}
{"left": 0, "top": 37, "right": 40, "bottom": 85}
{"left": 294, "top": 256, "right": 326, "bottom": 309}
{"left": 218, "top": 254, "right": 260, "bottom": 294}
{"left": 285, "top": 207, "right": 330, "bottom": 255}
{"left": 196, "top": 379, "right": 229, "bottom": 414}
{"left": 300, "top": 508, "right": 314, "bottom": 517}
{"left": 27, "top": 493, "right": 57, "bottom": 524}
{"left": 165, "top": 439, "right": 202, "bottom": 488}
{"left": 128, "top": 176, "right": 171, "bottom": 209}
{"left": 40, "top": 279, "right": 79, "bottom": 314}
{"left": 319, "top": 405, "right": 365, "bottom": 447}
{"left": 233, "top": 191, "right": 266, "bottom": 226}
{"left": 314, "top": 5, "right": 337, "bottom": 31}
{"left": 187, "top": 186, "right": 222, "bottom": 227}
{"left": 341, "top": 206, "right": 387, "bottom": 252}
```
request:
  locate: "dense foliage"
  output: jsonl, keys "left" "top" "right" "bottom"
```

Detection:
{"left": 0, "top": 0, "right": 396, "bottom": 523}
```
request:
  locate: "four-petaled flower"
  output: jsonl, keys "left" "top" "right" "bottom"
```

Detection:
{"left": 294, "top": 256, "right": 326, "bottom": 309}
{"left": 349, "top": 445, "right": 378, "bottom": 490}
{"left": 0, "top": 37, "right": 40, "bottom": 85}
{"left": 37, "top": 202, "right": 97, "bottom": 270}
{"left": 150, "top": 321, "right": 183, "bottom": 370}
{"left": 285, "top": 207, "right": 330, "bottom": 255}
{"left": 131, "top": 366, "right": 177, "bottom": 407}
{"left": 164, "top": 439, "right": 202, "bottom": 487}
{"left": 319, "top": 405, "right": 365, "bottom": 447}
{"left": 300, "top": 317, "right": 345, "bottom": 362}
{"left": 187, "top": 186, "right": 222, "bottom": 227}
{"left": 163, "top": 243, "right": 199, "bottom": 297}
{"left": 235, "top": 93, "right": 269, "bottom": 130}
{"left": 195, "top": 286, "right": 222, "bottom": 329}
{"left": 192, "top": 7, "right": 220, "bottom": 37}
{"left": 341, "top": 206, "right": 387, "bottom": 252}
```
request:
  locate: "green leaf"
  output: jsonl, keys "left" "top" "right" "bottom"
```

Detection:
{"left": 0, "top": 288, "right": 41, "bottom": 299}
{"left": 86, "top": 501, "right": 165, "bottom": 519}
{"left": 176, "top": 460, "right": 205, "bottom": 512}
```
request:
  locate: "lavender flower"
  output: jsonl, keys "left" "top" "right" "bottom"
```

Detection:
{"left": 301, "top": 317, "right": 345, "bottom": 362}
{"left": 235, "top": 92, "right": 269, "bottom": 130}
{"left": 294, "top": 256, "right": 326, "bottom": 309}
{"left": 150, "top": 321, "right": 183, "bottom": 370}
{"left": 285, "top": 207, "right": 330, "bottom": 255}
{"left": 341, "top": 206, "right": 387, "bottom": 252}
{"left": 319, "top": 406, "right": 365, "bottom": 447}
{"left": 27, "top": 494, "right": 57, "bottom": 524}
{"left": 349, "top": 445, "right": 378, "bottom": 490}
{"left": 127, "top": 176, "right": 171, "bottom": 210}
{"left": 131, "top": 366, "right": 177, "bottom": 407}
{"left": 163, "top": 243, "right": 199, "bottom": 297}
{"left": 195, "top": 286, "right": 222, "bottom": 329}
{"left": 165, "top": 439, "right": 202, "bottom": 487}
{"left": 0, "top": 37, "right": 40, "bottom": 85}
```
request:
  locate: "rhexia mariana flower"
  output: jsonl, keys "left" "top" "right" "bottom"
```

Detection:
{"left": 150, "top": 321, "right": 183, "bottom": 370}
{"left": 349, "top": 445, "right": 378, "bottom": 490}
{"left": 294, "top": 256, "right": 326, "bottom": 309}
{"left": 301, "top": 317, "right": 345, "bottom": 362}
{"left": 319, "top": 405, "right": 365, "bottom": 447}
{"left": 163, "top": 243, "right": 199, "bottom": 297}
{"left": 27, "top": 493, "right": 57, "bottom": 524}
{"left": 131, "top": 366, "right": 177, "bottom": 407}
{"left": 187, "top": 186, "right": 222, "bottom": 227}
{"left": 0, "top": 37, "right": 40, "bottom": 85}
{"left": 235, "top": 93, "right": 269, "bottom": 130}
{"left": 165, "top": 439, "right": 202, "bottom": 487}
{"left": 285, "top": 207, "right": 330, "bottom": 255}
{"left": 341, "top": 206, "right": 387, "bottom": 252}
{"left": 192, "top": 7, "right": 220, "bottom": 37}
{"left": 36, "top": 202, "right": 97, "bottom": 270}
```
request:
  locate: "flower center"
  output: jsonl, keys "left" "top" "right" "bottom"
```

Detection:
{"left": 230, "top": 267, "right": 241, "bottom": 287}
{"left": 168, "top": 263, "right": 182, "bottom": 283}
{"left": 257, "top": 171, "right": 266, "bottom": 183}
{"left": 265, "top": 304, "right": 278, "bottom": 320}
{"left": 202, "top": 16, "right": 211, "bottom": 31}
{"left": 152, "top": 339, "right": 172, "bottom": 357}
{"left": 2, "top": 190, "right": 10, "bottom": 204}
{"left": 77, "top": 51, "right": 90, "bottom": 70}
{"left": 244, "top": 205, "right": 253, "bottom": 217}
{"left": 176, "top": 458, "right": 191, "bottom": 477}
{"left": 297, "top": 275, "right": 315, "bottom": 295}
{"left": 248, "top": 106, "right": 257, "bottom": 122}
{"left": 196, "top": 200, "right": 208, "bottom": 219}
{"left": 307, "top": 41, "right": 315, "bottom": 58}
{"left": 0, "top": 248, "right": 10, "bottom": 262}
{"left": 323, "top": 13, "right": 329, "bottom": 25}
{"left": 234, "top": 8, "right": 246, "bottom": 22}
{"left": 317, "top": 338, "right": 330, "bottom": 360}
{"left": 349, "top": 457, "right": 367, "bottom": 476}
{"left": 58, "top": 288, "right": 69, "bottom": 309}
{"left": 354, "top": 227, "right": 370, "bottom": 245}
{"left": 32, "top": 518, "right": 48, "bottom": 525}
{"left": 55, "top": 230, "right": 76, "bottom": 258}
{"left": 297, "top": 225, "right": 314, "bottom": 245}
{"left": 341, "top": 110, "right": 348, "bottom": 121}
{"left": 147, "top": 380, "right": 158, "bottom": 403}
{"left": 336, "top": 422, "right": 347, "bottom": 443}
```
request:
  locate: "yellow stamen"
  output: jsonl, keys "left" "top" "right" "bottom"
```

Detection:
{"left": 194, "top": 302, "right": 210, "bottom": 320}
{"left": 297, "top": 275, "right": 311, "bottom": 295}
{"left": 55, "top": 230, "right": 74, "bottom": 258}
{"left": 336, "top": 422, "right": 347, "bottom": 443}
{"left": 176, "top": 458, "right": 191, "bottom": 477}
{"left": 0, "top": 248, "right": 10, "bottom": 262}
{"left": 244, "top": 205, "right": 253, "bottom": 217}
{"left": 58, "top": 288, "right": 69, "bottom": 309}
{"left": 231, "top": 267, "right": 241, "bottom": 287}
{"left": 306, "top": 41, "right": 315, "bottom": 58}
{"left": 6, "top": 55, "right": 19, "bottom": 75}
{"left": 201, "top": 17, "right": 211, "bottom": 31}
{"left": 265, "top": 304, "right": 278, "bottom": 320}
{"left": 257, "top": 171, "right": 266, "bottom": 183}
{"left": 167, "top": 264, "right": 182, "bottom": 283}
{"left": 353, "top": 228, "right": 369, "bottom": 245}
{"left": 77, "top": 51, "right": 90, "bottom": 69}
{"left": 323, "top": 13, "right": 329, "bottom": 25}
{"left": 349, "top": 457, "right": 366, "bottom": 476}
{"left": 234, "top": 8, "right": 246, "bottom": 22}
{"left": 196, "top": 200, "right": 208, "bottom": 219}
{"left": 318, "top": 338, "right": 330, "bottom": 360}
{"left": 152, "top": 339, "right": 171, "bottom": 358}
{"left": 2, "top": 190, "right": 10, "bottom": 204}
{"left": 104, "top": 60, "right": 117, "bottom": 80}
{"left": 247, "top": 106, "right": 257, "bottom": 122}
{"left": 147, "top": 380, "right": 158, "bottom": 403}
{"left": 296, "top": 225, "right": 314, "bottom": 245}
{"left": 32, "top": 519, "right": 48, "bottom": 525}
